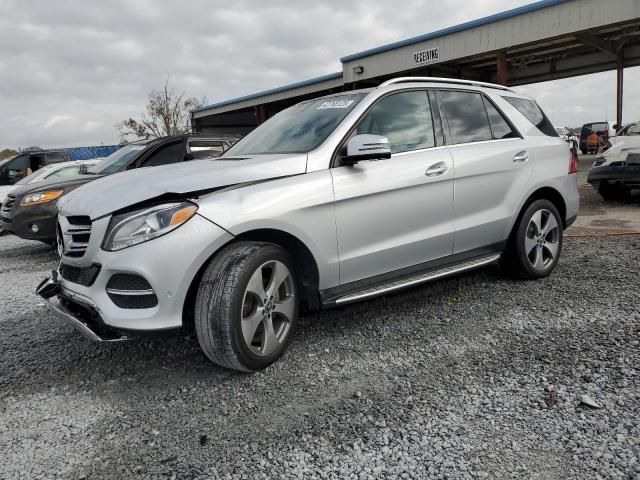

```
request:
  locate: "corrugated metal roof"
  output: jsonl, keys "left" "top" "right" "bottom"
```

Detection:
{"left": 191, "top": 72, "right": 343, "bottom": 113}
{"left": 340, "top": 0, "right": 571, "bottom": 63}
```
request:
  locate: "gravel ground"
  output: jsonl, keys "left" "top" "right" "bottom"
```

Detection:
{"left": 0, "top": 232, "right": 638, "bottom": 480}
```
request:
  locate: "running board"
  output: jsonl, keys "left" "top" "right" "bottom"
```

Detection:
{"left": 334, "top": 254, "right": 501, "bottom": 305}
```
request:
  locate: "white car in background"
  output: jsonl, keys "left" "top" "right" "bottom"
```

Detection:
{"left": 0, "top": 160, "right": 98, "bottom": 234}
{"left": 588, "top": 122, "right": 640, "bottom": 199}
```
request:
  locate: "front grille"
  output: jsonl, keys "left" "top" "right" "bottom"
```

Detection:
{"left": 59, "top": 215, "right": 92, "bottom": 258}
{"left": 106, "top": 273, "right": 157, "bottom": 309}
{"left": 1, "top": 194, "right": 16, "bottom": 214}
{"left": 59, "top": 263, "right": 101, "bottom": 287}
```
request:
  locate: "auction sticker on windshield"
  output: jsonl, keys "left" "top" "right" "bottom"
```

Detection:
{"left": 317, "top": 100, "right": 355, "bottom": 109}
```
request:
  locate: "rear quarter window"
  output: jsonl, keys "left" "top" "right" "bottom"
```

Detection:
{"left": 503, "top": 97, "right": 557, "bottom": 137}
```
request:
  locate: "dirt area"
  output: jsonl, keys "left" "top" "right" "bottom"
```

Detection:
{"left": 568, "top": 155, "right": 640, "bottom": 235}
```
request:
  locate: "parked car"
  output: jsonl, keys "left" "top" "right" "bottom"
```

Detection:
{"left": 555, "top": 126, "right": 578, "bottom": 155}
{"left": 0, "top": 150, "right": 70, "bottom": 186}
{"left": 615, "top": 123, "right": 636, "bottom": 136}
{"left": 579, "top": 121, "right": 616, "bottom": 154}
{"left": 587, "top": 121, "right": 640, "bottom": 199}
{"left": 1, "top": 135, "right": 235, "bottom": 243}
{"left": 37, "top": 77, "right": 579, "bottom": 372}
{"left": 0, "top": 160, "right": 98, "bottom": 234}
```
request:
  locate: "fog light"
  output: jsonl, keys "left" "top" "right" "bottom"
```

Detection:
{"left": 31, "top": 224, "right": 39, "bottom": 233}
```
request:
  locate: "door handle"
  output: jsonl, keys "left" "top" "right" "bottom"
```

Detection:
{"left": 425, "top": 162, "right": 448, "bottom": 177}
{"left": 513, "top": 151, "right": 529, "bottom": 162}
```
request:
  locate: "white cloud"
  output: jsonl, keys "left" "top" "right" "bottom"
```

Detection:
{"left": 0, "top": 0, "right": 636, "bottom": 149}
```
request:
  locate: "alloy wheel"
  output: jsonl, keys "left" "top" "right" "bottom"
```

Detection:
{"left": 241, "top": 260, "right": 295, "bottom": 356}
{"left": 525, "top": 209, "right": 560, "bottom": 271}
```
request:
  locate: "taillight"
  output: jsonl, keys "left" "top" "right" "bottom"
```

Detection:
{"left": 569, "top": 149, "right": 578, "bottom": 174}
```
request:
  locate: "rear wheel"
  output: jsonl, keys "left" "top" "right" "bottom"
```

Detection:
{"left": 195, "top": 241, "right": 298, "bottom": 372}
{"left": 503, "top": 199, "right": 563, "bottom": 279}
{"left": 598, "top": 182, "right": 627, "bottom": 201}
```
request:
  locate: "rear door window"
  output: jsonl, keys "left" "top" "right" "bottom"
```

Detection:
{"left": 438, "top": 90, "right": 493, "bottom": 144}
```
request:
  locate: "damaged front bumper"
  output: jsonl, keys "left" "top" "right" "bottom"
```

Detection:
{"left": 36, "top": 273, "right": 131, "bottom": 342}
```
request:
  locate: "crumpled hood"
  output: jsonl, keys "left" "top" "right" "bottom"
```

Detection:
{"left": 58, "top": 154, "right": 308, "bottom": 219}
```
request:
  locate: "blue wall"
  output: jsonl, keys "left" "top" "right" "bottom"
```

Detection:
{"left": 62, "top": 145, "right": 121, "bottom": 161}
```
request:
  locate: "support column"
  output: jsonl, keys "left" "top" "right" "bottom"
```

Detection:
{"left": 254, "top": 104, "right": 267, "bottom": 125}
{"left": 616, "top": 59, "right": 624, "bottom": 129}
{"left": 496, "top": 51, "right": 508, "bottom": 86}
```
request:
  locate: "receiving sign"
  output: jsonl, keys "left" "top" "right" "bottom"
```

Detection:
{"left": 414, "top": 48, "right": 440, "bottom": 65}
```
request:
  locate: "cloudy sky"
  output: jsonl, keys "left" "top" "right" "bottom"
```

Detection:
{"left": 1, "top": 0, "right": 638, "bottom": 149}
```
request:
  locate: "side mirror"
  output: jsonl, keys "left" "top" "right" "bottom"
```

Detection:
{"left": 343, "top": 134, "right": 391, "bottom": 165}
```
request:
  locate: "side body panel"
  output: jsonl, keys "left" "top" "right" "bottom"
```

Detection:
{"left": 196, "top": 170, "right": 340, "bottom": 290}
{"left": 449, "top": 138, "right": 533, "bottom": 253}
{"left": 331, "top": 147, "right": 454, "bottom": 285}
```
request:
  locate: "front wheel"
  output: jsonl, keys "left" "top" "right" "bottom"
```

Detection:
{"left": 502, "top": 199, "right": 563, "bottom": 279}
{"left": 195, "top": 241, "right": 299, "bottom": 372}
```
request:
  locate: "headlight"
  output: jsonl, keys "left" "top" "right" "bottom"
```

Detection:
{"left": 102, "top": 202, "right": 198, "bottom": 251}
{"left": 20, "top": 190, "right": 64, "bottom": 206}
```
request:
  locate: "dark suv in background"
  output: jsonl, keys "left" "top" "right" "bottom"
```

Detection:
{"left": 0, "top": 150, "right": 70, "bottom": 185}
{"left": 1, "top": 135, "right": 237, "bottom": 244}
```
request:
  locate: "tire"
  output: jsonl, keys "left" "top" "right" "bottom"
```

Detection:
{"left": 502, "top": 199, "right": 563, "bottom": 280}
{"left": 194, "top": 241, "right": 299, "bottom": 372}
{"left": 598, "top": 182, "right": 625, "bottom": 201}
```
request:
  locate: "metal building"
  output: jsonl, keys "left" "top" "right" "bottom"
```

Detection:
{"left": 192, "top": 0, "right": 640, "bottom": 135}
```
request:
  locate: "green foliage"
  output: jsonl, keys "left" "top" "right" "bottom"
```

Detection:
{"left": 0, "top": 148, "right": 18, "bottom": 160}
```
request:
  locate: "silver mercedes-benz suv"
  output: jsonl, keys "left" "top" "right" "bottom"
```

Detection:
{"left": 37, "top": 77, "right": 579, "bottom": 372}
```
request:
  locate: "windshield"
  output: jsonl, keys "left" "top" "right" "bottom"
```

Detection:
{"left": 223, "top": 93, "right": 367, "bottom": 156}
{"left": 0, "top": 155, "right": 18, "bottom": 169}
{"left": 89, "top": 144, "right": 147, "bottom": 174}
{"left": 627, "top": 123, "right": 640, "bottom": 135}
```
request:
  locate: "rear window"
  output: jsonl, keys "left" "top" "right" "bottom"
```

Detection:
{"left": 504, "top": 97, "right": 557, "bottom": 137}
{"left": 590, "top": 123, "right": 609, "bottom": 134}
{"left": 46, "top": 152, "right": 68, "bottom": 163}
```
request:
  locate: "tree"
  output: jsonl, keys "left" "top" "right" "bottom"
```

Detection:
{"left": 0, "top": 148, "right": 18, "bottom": 160}
{"left": 117, "top": 78, "right": 205, "bottom": 143}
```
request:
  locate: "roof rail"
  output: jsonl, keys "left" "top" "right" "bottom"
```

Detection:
{"left": 379, "top": 77, "right": 514, "bottom": 92}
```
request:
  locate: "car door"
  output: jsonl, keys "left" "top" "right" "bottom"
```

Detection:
{"left": 436, "top": 90, "right": 532, "bottom": 254}
{"left": 331, "top": 90, "right": 454, "bottom": 285}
